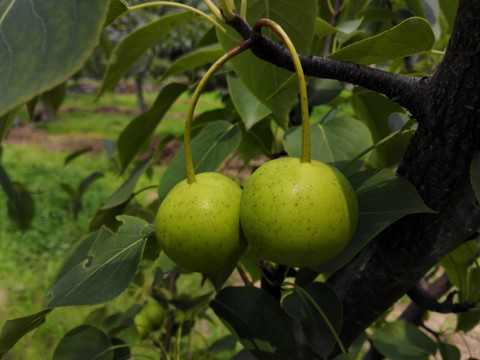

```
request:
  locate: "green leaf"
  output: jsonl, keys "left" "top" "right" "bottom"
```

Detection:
{"left": 315, "top": 169, "right": 434, "bottom": 273}
{"left": 307, "top": 79, "right": 345, "bottom": 107}
{"left": 0, "top": 165, "right": 35, "bottom": 232}
{"left": 351, "top": 88, "right": 412, "bottom": 167}
{"left": 329, "top": 17, "right": 435, "bottom": 65}
{"left": 52, "top": 325, "right": 113, "bottom": 360}
{"left": 228, "top": 75, "right": 271, "bottom": 130}
{"left": 102, "top": 157, "right": 152, "bottom": 209}
{"left": 439, "top": 0, "right": 458, "bottom": 30}
{"left": 73, "top": 172, "right": 104, "bottom": 219}
{"left": 438, "top": 342, "right": 461, "bottom": 360}
{"left": 89, "top": 202, "right": 129, "bottom": 232}
{"left": 314, "top": 17, "right": 338, "bottom": 42}
{"left": 0, "top": 0, "right": 109, "bottom": 115}
{"left": 237, "top": 118, "right": 274, "bottom": 164}
{"left": 0, "top": 106, "right": 20, "bottom": 143}
{"left": 64, "top": 147, "right": 93, "bottom": 166}
{"left": 439, "top": 240, "right": 480, "bottom": 301}
{"left": 282, "top": 283, "right": 342, "bottom": 358}
{"left": 283, "top": 117, "right": 373, "bottom": 173}
{"left": 50, "top": 231, "right": 99, "bottom": 285}
{"left": 217, "top": 0, "right": 317, "bottom": 128}
{"left": 470, "top": 151, "right": 480, "bottom": 203}
{"left": 355, "top": 8, "right": 405, "bottom": 23}
{"left": 157, "top": 120, "right": 242, "bottom": 202}
{"left": 368, "top": 321, "right": 437, "bottom": 360}
{"left": 44, "top": 216, "right": 154, "bottom": 307}
{"left": 211, "top": 286, "right": 300, "bottom": 360}
{"left": 41, "top": 81, "right": 67, "bottom": 115}
{"left": 208, "top": 335, "right": 237, "bottom": 352}
{"left": 26, "top": 96, "right": 40, "bottom": 120}
{"left": 104, "top": 0, "right": 128, "bottom": 27}
{"left": 0, "top": 309, "right": 52, "bottom": 359}
{"left": 117, "top": 83, "right": 187, "bottom": 172}
{"left": 456, "top": 310, "right": 480, "bottom": 333}
{"left": 160, "top": 44, "right": 225, "bottom": 81}
{"left": 98, "top": 11, "right": 196, "bottom": 96}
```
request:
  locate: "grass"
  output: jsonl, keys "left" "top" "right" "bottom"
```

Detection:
{"left": 0, "top": 89, "right": 237, "bottom": 359}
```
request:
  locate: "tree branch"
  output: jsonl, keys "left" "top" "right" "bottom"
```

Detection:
{"left": 407, "top": 280, "right": 474, "bottom": 314}
{"left": 227, "top": 14, "right": 426, "bottom": 115}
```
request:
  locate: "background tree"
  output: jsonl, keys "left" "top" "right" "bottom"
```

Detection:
{"left": 1, "top": 0, "right": 479, "bottom": 359}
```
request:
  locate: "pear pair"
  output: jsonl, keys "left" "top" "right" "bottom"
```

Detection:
{"left": 154, "top": 157, "right": 358, "bottom": 273}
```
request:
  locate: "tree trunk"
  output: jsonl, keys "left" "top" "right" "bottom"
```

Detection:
{"left": 326, "top": 0, "right": 480, "bottom": 348}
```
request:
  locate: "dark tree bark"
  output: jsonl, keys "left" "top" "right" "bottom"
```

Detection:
{"left": 227, "top": 0, "right": 480, "bottom": 352}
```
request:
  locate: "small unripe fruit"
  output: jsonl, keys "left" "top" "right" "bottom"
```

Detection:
{"left": 240, "top": 157, "right": 358, "bottom": 267}
{"left": 155, "top": 172, "right": 246, "bottom": 273}
{"left": 134, "top": 312, "right": 153, "bottom": 339}
{"left": 144, "top": 300, "right": 166, "bottom": 329}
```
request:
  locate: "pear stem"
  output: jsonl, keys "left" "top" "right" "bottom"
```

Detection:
{"left": 253, "top": 19, "right": 311, "bottom": 163}
{"left": 184, "top": 39, "right": 252, "bottom": 184}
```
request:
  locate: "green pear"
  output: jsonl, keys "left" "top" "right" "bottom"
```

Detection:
{"left": 134, "top": 311, "right": 153, "bottom": 339}
{"left": 240, "top": 157, "right": 358, "bottom": 267}
{"left": 144, "top": 299, "right": 166, "bottom": 329}
{"left": 155, "top": 172, "right": 246, "bottom": 273}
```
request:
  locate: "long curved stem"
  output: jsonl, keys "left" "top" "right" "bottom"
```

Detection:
{"left": 253, "top": 19, "right": 311, "bottom": 163}
{"left": 184, "top": 39, "right": 253, "bottom": 184}
{"left": 128, "top": 2, "right": 227, "bottom": 33}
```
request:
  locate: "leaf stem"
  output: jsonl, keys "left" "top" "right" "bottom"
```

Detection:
{"left": 184, "top": 39, "right": 252, "bottom": 184}
{"left": 220, "top": 0, "right": 236, "bottom": 21}
{"left": 253, "top": 19, "right": 311, "bottom": 163}
{"left": 283, "top": 281, "right": 350, "bottom": 360}
{"left": 202, "top": 0, "right": 224, "bottom": 22}
{"left": 127, "top": 1, "right": 227, "bottom": 33}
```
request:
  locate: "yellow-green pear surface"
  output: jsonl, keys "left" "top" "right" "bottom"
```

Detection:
{"left": 240, "top": 157, "right": 358, "bottom": 267}
{"left": 155, "top": 172, "right": 246, "bottom": 273}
